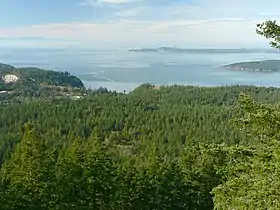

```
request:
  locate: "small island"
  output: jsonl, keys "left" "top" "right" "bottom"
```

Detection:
{"left": 129, "top": 47, "right": 280, "bottom": 54}
{"left": 222, "top": 60, "right": 280, "bottom": 72}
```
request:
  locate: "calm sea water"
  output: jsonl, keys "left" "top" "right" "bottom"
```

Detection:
{"left": 0, "top": 48, "right": 280, "bottom": 92}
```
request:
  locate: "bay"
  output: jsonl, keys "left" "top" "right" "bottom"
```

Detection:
{"left": 0, "top": 48, "right": 280, "bottom": 92}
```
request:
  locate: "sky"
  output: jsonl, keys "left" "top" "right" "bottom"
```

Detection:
{"left": 0, "top": 0, "right": 279, "bottom": 49}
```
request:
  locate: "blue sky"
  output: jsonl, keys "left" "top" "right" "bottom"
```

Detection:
{"left": 0, "top": 0, "right": 279, "bottom": 48}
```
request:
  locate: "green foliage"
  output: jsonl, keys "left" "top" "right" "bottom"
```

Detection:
{"left": 0, "top": 123, "right": 54, "bottom": 209}
{"left": 180, "top": 142, "right": 226, "bottom": 209}
{"left": 212, "top": 95, "right": 280, "bottom": 210}
{"left": 257, "top": 20, "right": 280, "bottom": 49}
{"left": 18, "top": 67, "right": 84, "bottom": 88}
{"left": 0, "top": 84, "right": 280, "bottom": 209}
{"left": 1, "top": 85, "right": 280, "bottom": 159}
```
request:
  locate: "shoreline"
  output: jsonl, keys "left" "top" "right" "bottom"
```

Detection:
{"left": 83, "top": 81, "right": 280, "bottom": 93}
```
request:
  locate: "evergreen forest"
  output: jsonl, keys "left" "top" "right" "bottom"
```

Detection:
{"left": 0, "top": 20, "right": 280, "bottom": 209}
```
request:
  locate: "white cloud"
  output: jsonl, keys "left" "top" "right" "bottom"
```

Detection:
{"left": 0, "top": 18, "right": 271, "bottom": 48}
{"left": 100, "top": 0, "right": 134, "bottom": 3}
{"left": 2, "top": 0, "right": 280, "bottom": 48}
{"left": 115, "top": 7, "right": 146, "bottom": 17}
{"left": 79, "top": 0, "right": 139, "bottom": 6}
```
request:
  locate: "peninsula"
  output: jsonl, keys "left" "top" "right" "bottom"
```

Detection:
{"left": 222, "top": 60, "right": 280, "bottom": 72}
{"left": 0, "top": 63, "right": 85, "bottom": 101}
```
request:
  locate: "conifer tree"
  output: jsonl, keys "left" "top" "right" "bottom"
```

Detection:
{"left": 0, "top": 123, "right": 51, "bottom": 209}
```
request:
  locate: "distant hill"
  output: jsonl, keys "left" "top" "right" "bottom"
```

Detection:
{"left": 129, "top": 47, "right": 280, "bottom": 54}
{"left": 0, "top": 63, "right": 85, "bottom": 101}
{"left": 222, "top": 60, "right": 280, "bottom": 72}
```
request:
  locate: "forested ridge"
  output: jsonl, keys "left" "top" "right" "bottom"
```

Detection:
{"left": 0, "top": 63, "right": 84, "bottom": 89}
{"left": 0, "top": 84, "right": 280, "bottom": 209}
{"left": 0, "top": 19, "right": 280, "bottom": 209}
{"left": 1, "top": 84, "right": 280, "bottom": 154}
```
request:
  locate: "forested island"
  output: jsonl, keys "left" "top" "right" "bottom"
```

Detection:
{"left": 223, "top": 60, "right": 280, "bottom": 72}
{"left": 129, "top": 47, "right": 279, "bottom": 54}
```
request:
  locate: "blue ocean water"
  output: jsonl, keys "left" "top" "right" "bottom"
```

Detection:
{"left": 0, "top": 48, "right": 280, "bottom": 92}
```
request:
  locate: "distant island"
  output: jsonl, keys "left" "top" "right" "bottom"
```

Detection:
{"left": 222, "top": 60, "right": 280, "bottom": 72}
{"left": 129, "top": 47, "right": 280, "bottom": 54}
{"left": 0, "top": 63, "right": 85, "bottom": 101}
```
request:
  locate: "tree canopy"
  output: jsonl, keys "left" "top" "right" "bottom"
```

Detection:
{"left": 257, "top": 20, "right": 280, "bottom": 49}
{"left": 0, "top": 84, "right": 279, "bottom": 209}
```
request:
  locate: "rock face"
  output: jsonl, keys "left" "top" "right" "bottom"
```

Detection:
{"left": 2, "top": 74, "right": 19, "bottom": 83}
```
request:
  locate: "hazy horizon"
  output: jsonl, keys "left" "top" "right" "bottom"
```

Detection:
{"left": 0, "top": 0, "right": 279, "bottom": 48}
{"left": 0, "top": 46, "right": 277, "bottom": 51}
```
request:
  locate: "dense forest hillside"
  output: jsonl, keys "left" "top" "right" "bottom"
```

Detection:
{"left": 1, "top": 83, "right": 280, "bottom": 209}
{"left": 222, "top": 59, "right": 280, "bottom": 72}
{"left": 0, "top": 63, "right": 85, "bottom": 102}
{"left": 1, "top": 84, "right": 280, "bottom": 152}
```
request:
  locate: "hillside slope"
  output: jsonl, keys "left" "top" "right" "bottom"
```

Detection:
{"left": 0, "top": 83, "right": 280, "bottom": 209}
{"left": 0, "top": 63, "right": 85, "bottom": 101}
